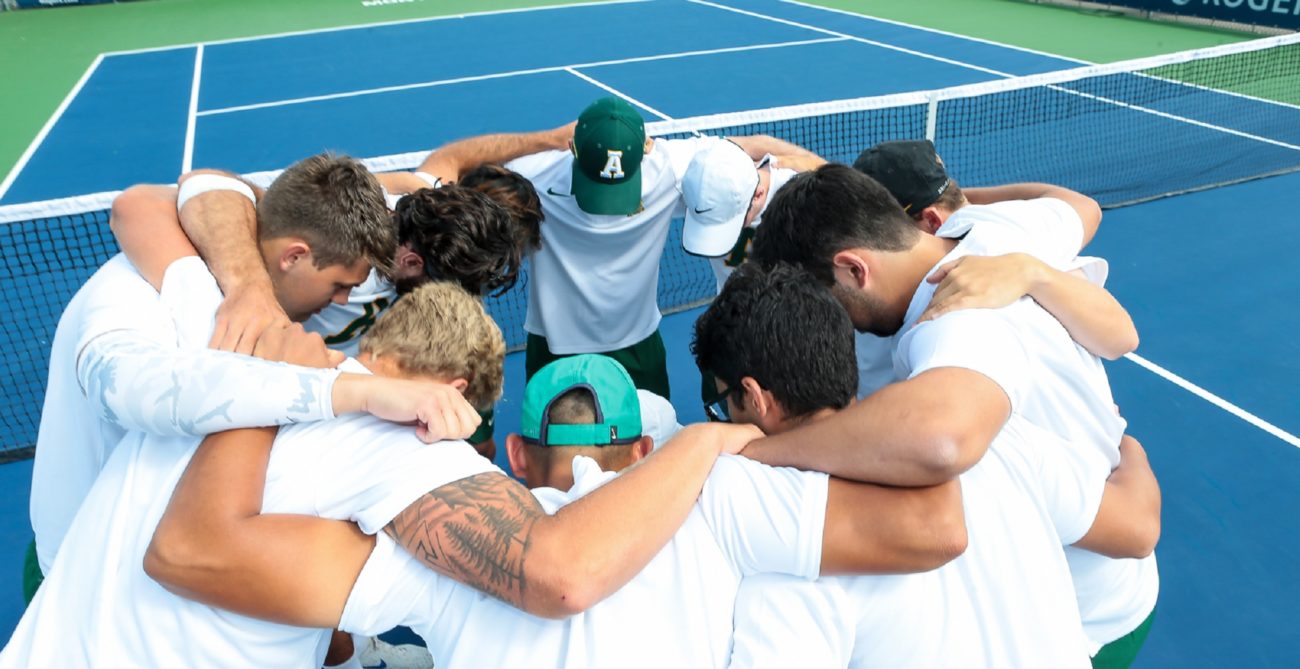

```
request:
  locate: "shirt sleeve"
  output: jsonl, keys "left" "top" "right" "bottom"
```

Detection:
{"left": 999, "top": 198, "right": 1086, "bottom": 268}
{"left": 658, "top": 136, "right": 722, "bottom": 186}
{"left": 697, "top": 455, "right": 828, "bottom": 580}
{"left": 73, "top": 255, "right": 341, "bottom": 437}
{"left": 339, "top": 532, "right": 443, "bottom": 636}
{"left": 728, "top": 575, "right": 849, "bottom": 669}
{"left": 895, "top": 309, "right": 1030, "bottom": 412}
{"left": 77, "top": 333, "right": 340, "bottom": 437}
{"left": 504, "top": 150, "right": 568, "bottom": 181}
{"left": 308, "top": 419, "right": 504, "bottom": 534}
{"left": 1017, "top": 421, "right": 1110, "bottom": 544}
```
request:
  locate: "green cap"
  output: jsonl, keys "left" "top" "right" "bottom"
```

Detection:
{"left": 571, "top": 97, "right": 646, "bottom": 216}
{"left": 521, "top": 355, "right": 643, "bottom": 447}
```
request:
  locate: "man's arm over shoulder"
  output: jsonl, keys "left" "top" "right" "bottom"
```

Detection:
{"left": 384, "top": 423, "right": 760, "bottom": 619}
{"left": 418, "top": 122, "right": 574, "bottom": 184}
{"left": 699, "top": 456, "right": 966, "bottom": 578}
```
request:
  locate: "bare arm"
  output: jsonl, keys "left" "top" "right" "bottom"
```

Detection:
{"left": 174, "top": 170, "right": 288, "bottom": 353}
{"left": 729, "top": 135, "right": 823, "bottom": 166}
{"left": 417, "top": 122, "right": 575, "bottom": 184}
{"left": 375, "top": 171, "right": 436, "bottom": 196}
{"left": 384, "top": 422, "right": 761, "bottom": 618}
{"left": 146, "top": 427, "right": 373, "bottom": 628}
{"left": 1074, "top": 435, "right": 1161, "bottom": 559}
{"left": 962, "top": 182, "right": 1101, "bottom": 247}
{"left": 109, "top": 185, "right": 198, "bottom": 289}
{"left": 919, "top": 253, "right": 1139, "bottom": 359}
{"left": 744, "top": 368, "right": 1010, "bottom": 487}
{"left": 820, "top": 478, "right": 967, "bottom": 575}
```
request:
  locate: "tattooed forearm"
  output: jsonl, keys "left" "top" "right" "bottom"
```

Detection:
{"left": 384, "top": 472, "right": 543, "bottom": 607}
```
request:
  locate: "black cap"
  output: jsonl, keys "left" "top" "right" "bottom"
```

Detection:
{"left": 852, "top": 140, "right": 950, "bottom": 215}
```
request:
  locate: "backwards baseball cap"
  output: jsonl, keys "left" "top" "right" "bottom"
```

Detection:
{"left": 521, "top": 354, "right": 643, "bottom": 447}
{"left": 852, "top": 139, "right": 951, "bottom": 215}
{"left": 681, "top": 140, "right": 760, "bottom": 257}
{"left": 571, "top": 97, "right": 646, "bottom": 216}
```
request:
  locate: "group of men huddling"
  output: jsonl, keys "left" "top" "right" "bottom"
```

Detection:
{"left": 5, "top": 95, "right": 1159, "bottom": 669}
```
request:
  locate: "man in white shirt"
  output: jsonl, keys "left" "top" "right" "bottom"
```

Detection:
{"left": 854, "top": 141, "right": 1158, "bottom": 667}
{"left": 137, "top": 351, "right": 968, "bottom": 669}
{"left": 749, "top": 163, "right": 1159, "bottom": 668}
{"left": 682, "top": 138, "right": 1137, "bottom": 403}
{"left": 693, "top": 260, "right": 1160, "bottom": 668}
{"left": 502, "top": 97, "right": 784, "bottom": 400}
{"left": 26, "top": 153, "right": 398, "bottom": 596}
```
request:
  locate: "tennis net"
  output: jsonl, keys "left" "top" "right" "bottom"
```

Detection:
{"left": 3, "top": 32, "right": 1299, "bottom": 457}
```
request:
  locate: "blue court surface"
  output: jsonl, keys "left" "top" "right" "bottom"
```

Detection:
{"left": 1, "top": 1, "right": 1298, "bottom": 667}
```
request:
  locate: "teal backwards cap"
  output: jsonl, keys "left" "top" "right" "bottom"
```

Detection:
{"left": 521, "top": 355, "right": 643, "bottom": 447}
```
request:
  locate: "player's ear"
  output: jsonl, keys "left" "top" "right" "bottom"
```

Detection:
{"left": 505, "top": 434, "right": 530, "bottom": 481}
{"left": 643, "top": 137, "right": 654, "bottom": 154}
{"left": 631, "top": 436, "right": 653, "bottom": 461}
{"left": 832, "top": 250, "right": 870, "bottom": 290}
{"left": 280, "top": 240, "right": 312, "bottom": 272}
{"left": 918, "top": 207, "right": 944, "bottom": 234}
{"left": 447, "top": 378, "right": 469, "bottom": 393}
{"left": 568, "top": 139, "right": 577, "bottom": 157}
{"left": 396, "top": 245, "right": 423, "bottom": 276}
{"left": 738, "top": 376, "right": 769, "bottom": 417}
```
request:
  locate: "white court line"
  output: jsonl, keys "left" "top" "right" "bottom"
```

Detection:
{"left": 100, "top": 0, "right": 651, "bottom": 56}
{"left": 564, "top": 68, "right": 674, "bottom": 120}
{"left": 197, "top": 36, "right": 847, "bottom": 116}
{"left": 182, "top": 45, "right": 204, "bottom": 174}
{"left": 687, "top": 0, "right": 1015, "bottom": 77}
{"left": 781, "top": 0, "right": 1300, "bottom": 116}
{"left": 1123, "top": 353, "right": 1300, "bottom": 448}
{"left": 779, "top": 0, "right": 1093, "bottom": 66}
{"left": 0, "top": 55, "right": 105, "bottom": 202}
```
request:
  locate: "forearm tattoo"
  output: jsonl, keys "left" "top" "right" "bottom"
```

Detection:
{"left": 384, "top": 472, "right": 542, "bottom": 607}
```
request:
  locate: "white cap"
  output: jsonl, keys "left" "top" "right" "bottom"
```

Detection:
{"left": 637, "top": 389, "right": 682, "bottom": 450}
{"left": 681, "top": 140, "right": 760, "bottom": 257}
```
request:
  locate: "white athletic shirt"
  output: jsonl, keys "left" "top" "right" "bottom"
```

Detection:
{"left": 732, "top": 305, "right": 1111, "bottom": 668}
{"left": 29, "top": 255, "right": 340, "bottom": 573}
{"left": 508, "top": 136, "right": 715, "bottom": 353}
{"left": 304, "top": 268, "right": 396, "bottom": 357}
{"left": 3, "top": 262, "right": 499, "bottom": 668}
{"left": 896, "top": 199, "right": 1157, "bottom": 651}
{"left": 339, "top": 454, "right": 828, "bottom": 669}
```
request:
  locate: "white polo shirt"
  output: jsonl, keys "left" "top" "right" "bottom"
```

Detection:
{"left": 2, "top": 358, "right": 499, "bottom": 669}
{"left": 339, "top": 454, "right": 828, "bottom": 669}
{"left": 730, "top": 415, "right": 1103, "bottom": 669}
{"left": 508, "top": 137, "right": 715, "bottom": 354}
{"left": 896, "top": 199, "right": 1157, "bottom": 651}
{"left": 29, "top": 255, "right": 339, "bottom": 573}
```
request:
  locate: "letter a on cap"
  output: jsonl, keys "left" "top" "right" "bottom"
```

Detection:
{"left": 601, "top": 151, "right": 625, "bottom": 180}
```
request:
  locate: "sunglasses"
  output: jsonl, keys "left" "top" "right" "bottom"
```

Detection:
{"left": 703, "top": 382, "right": 744, "bottom": 423}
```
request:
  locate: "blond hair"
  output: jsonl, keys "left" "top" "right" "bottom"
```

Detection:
{"left": 259, "top": 153, "right": 396, "bottom": 278}
{"left": 359, "top": 282, "right": 505, "bottom": 410}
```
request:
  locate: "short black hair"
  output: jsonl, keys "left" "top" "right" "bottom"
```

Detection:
{"left": 394, "top": 185, "right": 522, "bottom": 296}
{"left": 750, "top": 163, "right": 919, "bottom": 285}
{"left": 459, "top": 163, "right": 544, "bottom": 252}
{"left": 692, "top": 262, "right": 857, "bottom": 418}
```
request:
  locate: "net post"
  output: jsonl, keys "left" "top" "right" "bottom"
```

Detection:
{"left": 925, "top": 91, "right": 940, "bottom": 141}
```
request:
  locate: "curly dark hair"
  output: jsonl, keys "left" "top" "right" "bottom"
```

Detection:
{"left": 459, "top": 163, "right": 544, "bottom": 252}
{"left": 393, "top": 185, "right": 522, "bottom": 297}
{"left": 692, "top": 262, "right": 858, "bottom": 418}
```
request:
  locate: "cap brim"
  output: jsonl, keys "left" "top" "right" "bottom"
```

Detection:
{"left": 682, "top": 210, "right": 746, "bottom": 257}
{"left": 571, "top": 164, "right": 643, "bottom": 216}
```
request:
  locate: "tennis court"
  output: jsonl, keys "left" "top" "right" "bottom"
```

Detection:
{"left": 0, "top": 0, "right": 1297, "bottom": 666}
